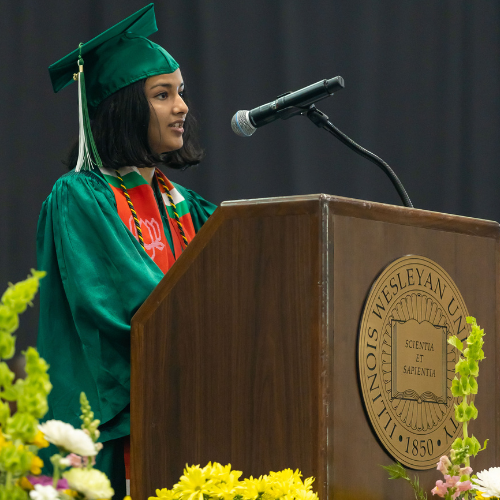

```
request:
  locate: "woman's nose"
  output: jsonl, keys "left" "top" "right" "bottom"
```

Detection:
{"left": 175, "top": 95, "right": 189, "bottom": 115}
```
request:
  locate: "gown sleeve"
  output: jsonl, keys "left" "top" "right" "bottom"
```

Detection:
{"left": 37, "top": 171, "right": 165, "bottom": 441}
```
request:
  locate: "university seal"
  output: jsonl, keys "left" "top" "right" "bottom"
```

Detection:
{"left": 358, "top": 255, "right": 471, "bottom": 469}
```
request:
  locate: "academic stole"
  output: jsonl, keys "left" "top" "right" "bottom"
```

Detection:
{"left": 100, "top": 166, "right": 196, "bottom": 274}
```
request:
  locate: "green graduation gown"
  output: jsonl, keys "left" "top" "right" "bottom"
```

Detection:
{"left": 36, "top": 169, "right": 216, "bottom": 493}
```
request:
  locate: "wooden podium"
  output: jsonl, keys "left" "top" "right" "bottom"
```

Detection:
{"left": 130, "top": 195, "right": 500, "bottom": 500}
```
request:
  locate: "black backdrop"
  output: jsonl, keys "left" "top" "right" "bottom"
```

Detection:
{"left": 1, "top": 0, "right": 499, "bottom": 352}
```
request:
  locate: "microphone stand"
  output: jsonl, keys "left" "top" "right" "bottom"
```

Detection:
{"left": 303, "top": 104, "right": 414, "bottom": 208}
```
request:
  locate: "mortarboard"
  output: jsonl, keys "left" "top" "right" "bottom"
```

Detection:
{"left": 48, "top": 4, "right": 179, "bottom": 172}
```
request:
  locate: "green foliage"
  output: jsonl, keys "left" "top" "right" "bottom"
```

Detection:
{"left": 0, "top": 402, "right": 10, "bottom": 428}
{"left": 1, "top": 270, "right": 46, "bottom": 315}
{"left": 448, "top": 317, "right": 484, "bottom": 417}
{"left": 16, "top": 348, "right": 52, "bottom": 420}
{"left": 0, "top": 484, "right": 29, "bottom": 500}
{"left": 451, "top": 436, "right": 487, "bottom": 463}
{"left": 385, "top": 316, "right": 487, "bottom": 500}
{"left": 0, "top": 270, "right": 46, "bottom": 361}
{"left": 0, "top": 270, "right": 51, "bottom": 490}
{"left": 4, "top": 413, "right": 38, "bottom": 443}
{"left": 0, "top": 442, "right": 33, "bottom": 475}
{"left": 454, "top": 400, "right": 478, "bottom": 423}
{"left": 448, "top": 336, "right": 463, "bottom": 353}
{"left": 381, "top": 462, "right": 427, "bottom": 500}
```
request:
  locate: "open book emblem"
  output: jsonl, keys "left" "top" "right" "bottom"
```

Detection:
{"left": 358, "top": 255, "right": 471, "bottom": 470}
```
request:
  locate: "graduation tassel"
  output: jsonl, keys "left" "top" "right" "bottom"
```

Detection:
{"left": 74, "top": 43, "right": 102, "bottom": 172}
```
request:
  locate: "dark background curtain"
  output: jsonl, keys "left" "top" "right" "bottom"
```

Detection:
{"left": 1, "top": 0, "right": 499, "bottom": 354}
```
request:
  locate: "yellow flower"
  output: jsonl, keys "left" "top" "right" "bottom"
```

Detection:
{"left": 32, "top": 430, "right": 50, "bottom": 448}
{"left": 237, "top": 475, "right": 268, "bottom": 500}
{"left": 212, "top": 470, "right": 242, "bottom": 500}
{"left": 208, "top": 463, "right": 240, "bottom": 485}
{"left": 267, "top": 469, "right": 303, "bottom": 498}
{"left": 30, "top": 454, "right": 44, "bottom": 475}
{"left": 302, "top": 477, "right": 314, "bottom": 492}
{"left": 476, "top": 494, "right": 500, "bottom": 500}
{"left": 173, "top": 464, "right": 214, "bottom": 500}
{"left": 294, "top": 490, "right": 319, "bottom": 500}
{"left": 17, "top": 476, "right": 34, "bottom": 491}
{"left": 63, "top": 490, "right": 79, "bottom": 498}
{"left": 149, "top": 489, "right": 177, "bottom": 500}
{"left": 123, "top": 497, "right": 133, "bottom": 500}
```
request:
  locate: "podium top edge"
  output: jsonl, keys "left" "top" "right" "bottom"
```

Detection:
{"left": 220, "top": 194, "right": 500, "bottom": 238}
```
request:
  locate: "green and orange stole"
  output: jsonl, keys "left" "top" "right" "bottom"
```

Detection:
{"left": 100, "top": 166, "right": 196, "bottom": 274}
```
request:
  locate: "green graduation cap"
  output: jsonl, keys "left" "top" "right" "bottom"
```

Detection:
{"left": 49, "top": 3, "right": 179, "bottom": 171}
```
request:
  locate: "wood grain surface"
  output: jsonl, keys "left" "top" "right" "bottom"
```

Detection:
{"left": 131, "top": 195, "right": 499, "bottom": 500}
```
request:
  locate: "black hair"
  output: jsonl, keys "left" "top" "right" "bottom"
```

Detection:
{"left": 64, "top": 78, "right": 203, "bottom": 170}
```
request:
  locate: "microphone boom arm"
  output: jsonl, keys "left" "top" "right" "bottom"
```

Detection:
{"left": 305, "top": 105, "right": 414, "bottom": 208}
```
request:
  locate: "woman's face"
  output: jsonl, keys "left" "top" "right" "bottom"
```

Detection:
{"left": 145, "top": 69, "right": 188, "bottom": 154}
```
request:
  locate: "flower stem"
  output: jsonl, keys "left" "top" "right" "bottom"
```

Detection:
{"left": 462, "top": 395, "right": 470, "bottom": 500}
{"left": 5, "top": 471, "right": 12, "bottom": 488}
{"left": 53, "top": 463, "right": 60, "bottom": 489}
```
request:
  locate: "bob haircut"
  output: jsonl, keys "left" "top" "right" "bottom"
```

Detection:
{"left": 65, "top": 78, "right": 203, "bottom": 170}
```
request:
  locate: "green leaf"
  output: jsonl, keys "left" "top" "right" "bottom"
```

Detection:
{"left": 0, "top": 362, "right": 15, "bottom": 388}
{"left": 0, "top": 401, "right": 10, "bottom": 428}
{"left": 452, "top": 437, "right": 463, "bottom": 450}
{"left": 0, "top": 306, "right": 19, "bottom": 335}
{"left": 469, "top": 376, "right": 478, "bottom": 394}
{"left": 468, "top": 359, "right": 479, "bottom": 377}
{"left": 465, "top": 436, "right": 481, "bottom": 457}
{"left": 451, "top": 378, "right": 464, "bottom": 397}
{"left": 455, "top": 358, "right": 470, "bottom": 376}
{"left": 448, "top": 336, "right": 463, "bottom": 352}
{"left": 455, "top": 402, "right": 466, "bottom": 422}
{"left": 460, "top": 374, "right": 471, "bottom": 395}
{"left": 4, "top": 412, "right": 37, "bottom": 442}
{"left": 381, "top": 462, "right": 408, "bottom": 480}
{"left": 0, "top": 332, "right": 15, "bottom": 360}
{"left": 464, "top": 401, "right": 478, "bottom": 420}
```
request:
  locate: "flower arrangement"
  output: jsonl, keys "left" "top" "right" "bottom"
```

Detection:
{"left": 384, "top": 317, "right": 499, "bottom": 500}
{"left": 149, "top": 463, "right": 318, "bottom": 500}
{"left": 0, "top": 271, "right": 119, "bottom": 500}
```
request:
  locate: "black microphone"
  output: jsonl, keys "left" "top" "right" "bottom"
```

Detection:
{"left": 231, "top": 76, "right": 344, "bottom": 137}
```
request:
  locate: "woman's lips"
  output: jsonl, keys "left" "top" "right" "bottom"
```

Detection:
{"left": 169, "top": 122, "right": 184, "bottom": 133}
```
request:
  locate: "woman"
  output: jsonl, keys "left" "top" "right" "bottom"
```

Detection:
{"left": 37, "top": 4, "right": 216, "bottom": 497}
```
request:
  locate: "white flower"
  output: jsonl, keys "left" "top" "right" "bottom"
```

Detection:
{"left": 64, "top": 467, "right": 115, "bottom": 500}
{"left": 473, "top": 467, "right": 500, "bottom": 498}
{"left": 38, "top": 420, "right": 97, "bottom": 456}
{"left": 29, "top": 484, "right": 60, "bottom": 500}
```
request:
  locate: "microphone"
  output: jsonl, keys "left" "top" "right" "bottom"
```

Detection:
{"left": 231, "top": 76, "right": 344, "bottom": 137}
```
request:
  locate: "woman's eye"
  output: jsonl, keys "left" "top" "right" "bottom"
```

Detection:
{"left": 156, "top": 92, "right": 168, "bottom": 99}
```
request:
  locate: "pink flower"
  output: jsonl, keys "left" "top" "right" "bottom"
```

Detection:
{"left": 460, "top": 466, "right": 473, "bottom": 476}
{"left": 26, "top": 475, "right": 68, "bottom": 490}
{"left": 457, "top": 480, "right": 472, "bottom": 492}
{"left": 449, "top": 481, "right": 472, "bottom": 500}
{"left": 66, "top": 453, "right": 96, "bottom": 468}
{"left": 432, "top": 475, "right": 471, "bottom": 499}
{"left": 437, "top": 456, "right": 452, "bottom": 475}
{"left": 445, "top": 475, "right": 460, "bottom": 487}
{"left": 432, "top": 480, "right": 448, "bottom": 497}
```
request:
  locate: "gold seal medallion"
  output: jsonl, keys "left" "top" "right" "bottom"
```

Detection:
{"left": 358, "top": 255, "right": 471, "bottom": 469}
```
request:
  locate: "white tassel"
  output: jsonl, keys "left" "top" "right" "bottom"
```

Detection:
{"left": 75, "top": 73, "right": 93, "bottom": 172}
